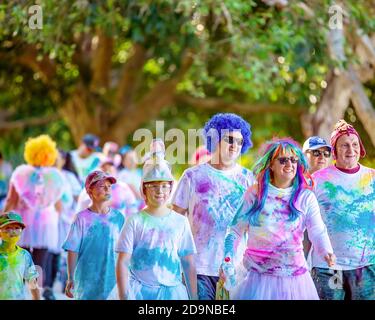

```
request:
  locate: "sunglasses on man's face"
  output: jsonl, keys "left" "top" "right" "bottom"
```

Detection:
{"left": 309, "top": 150, "right": 331, "bottom": 158}
{"left": 222, "top": 136, "right": 244, "bottom": 146}
{"left": 276, "top": 156, "right": 299, "bottom": 165}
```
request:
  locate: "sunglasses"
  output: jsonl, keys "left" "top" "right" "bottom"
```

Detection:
{"left": 222, "top": 136, "right": 244, "bottom": 146}
{"left": 309, "top": 150, "right": 331, "bottom": 158}
{"left": 276, "top": 157, "right": 299, "bottom": 165}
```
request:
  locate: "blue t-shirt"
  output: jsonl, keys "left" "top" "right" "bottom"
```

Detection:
{"left": 62, "top": 208, "right": 125, "bottom": 300}
{"left": 0, "top": 246, "right": 38, "bottom": 300}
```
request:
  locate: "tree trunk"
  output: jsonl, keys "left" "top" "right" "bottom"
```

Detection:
{"left": 301, "top": 70, "right": 352, "bottom": 141}
{"left": 348, "top": 68, "right": 375, "bottom": 146}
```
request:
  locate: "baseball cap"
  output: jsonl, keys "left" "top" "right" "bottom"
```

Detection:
{"left": 85, "top": 170, "right": 116, "bottom": 191}
{"left": 82, "top": 134, "right": 100, "bottom": 151}
{"left": 0, "top": 212, "right": 26, "bottom": 229}
{"left": 302, "top": 136, "right": 332, "bottom": 153}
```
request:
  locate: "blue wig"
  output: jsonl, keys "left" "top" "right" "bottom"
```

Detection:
{"left": 203, "top": 113, "right": 253, "bottom": 154}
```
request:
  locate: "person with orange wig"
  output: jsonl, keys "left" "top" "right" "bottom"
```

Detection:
{"left": 4, "top": 134, "right": 64, "bottom": 300}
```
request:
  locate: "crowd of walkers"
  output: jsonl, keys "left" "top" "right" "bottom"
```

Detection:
{"left": 0, "top": 113, "right": 373, "bottom": 300}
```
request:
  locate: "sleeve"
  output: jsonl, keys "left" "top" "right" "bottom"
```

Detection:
{"left": 23, "top": 251, "right": 39, "bottom": 281}
{"left": 116, "top": 216, "right": 136, "bottom": 254}
{"left": 62, "top": 214, "right": 84, "bottom": 252}
{"left": 171, "top": 171, "right": 191, "bottom": 211}
{"left": 178, "top": 217, "right": 197, "bottom": 257}
{"left": 223, "top": 187, "right": 253, "bottom": 260}
{"left": 305, "top": 192, "right": 333, "bottom": 257}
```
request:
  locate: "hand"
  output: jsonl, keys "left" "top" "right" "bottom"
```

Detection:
{"left": 324, "top": 253, "right": 336, "bottom": 267}
{"left": 219, "top": 266, "right": 226, "bottom": 283}
{"left": 65, "top": 279, "right": 74, "bottom": 298}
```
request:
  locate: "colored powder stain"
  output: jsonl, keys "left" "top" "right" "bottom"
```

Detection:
{"left": 358, "top": 173, "right": 372, "bottom": 190}
{"left": 132, "top": 247, "right": 180, "bottom": 276}
{"left": 0, "top": 255, "right": 8, "bottom": 271}
{"left": 193, "top": 201, "right": 214, "bottom": 226}
{"left": 196, "top": 179, "right": 212, "bottom": 193}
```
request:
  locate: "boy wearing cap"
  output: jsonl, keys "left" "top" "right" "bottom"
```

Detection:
{"left": 311, "top": 120, "right": 374, "bottom": 300}
{"left": 116, "top": 140, "right": 197, "bottom": 300}
{"left": 0, "top": 212, "right": 40, "bottom": 300}
{"left": 302, "top": 136, "right": 332, "bottom": 175}
{"left": 63, "top": 170, "right": 125, "bottom": 300}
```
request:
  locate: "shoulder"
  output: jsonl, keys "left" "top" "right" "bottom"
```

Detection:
{"left": 236, "top": 165, "right": 254, "bottom": 183}
{"left": 16, "top": 247, "right": 33, "bottom": 261}
{"left": 312, "top": 165, "right": 336, "bottom": 181}
{"left": 12, "top": 164, "right": 33, "bottom": 176}
{"left": 170, "top": 210, "right": 189, "bottom": 223}
{"left": 359, "top": 164, "right": 375, "bottom": 175}
{"left": 74, "top": 209, "right": 90, "bottom": 221}
{"left": 111, "top": 208, "right": 126, "bottom": 221}
{"left": 181, "top": 164, "right": 207, "bottom": 178}
{"left": 126, "top": 211, "right": 142, "bottom": 225}
{"left": 298, "top": 188, "right": 317, "bottom": 203}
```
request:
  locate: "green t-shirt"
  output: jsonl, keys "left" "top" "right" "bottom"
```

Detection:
{"left": 0, "top": 246, "right": 38, "bottom": 300}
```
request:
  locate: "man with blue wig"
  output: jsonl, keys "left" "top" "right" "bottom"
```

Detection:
{"left": 172, "top": 113, "right": 255, "bottom": 300}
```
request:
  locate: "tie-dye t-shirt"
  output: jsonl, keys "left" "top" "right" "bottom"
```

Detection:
{"left": 172, "top": 163, "right": 254, "bottom": 276}
{"left": 62, "top": 208, "right": 125, "bottom": 300}
{"left": 312, "top": 165, "right": 374, "bottom": 270}
{"left": 224, "top": 184, "right": 333, "bottom": 277}
{"left": 0, "top": 246, "right": 38, "bottom": 300}
{"left": 116, "top": 210, "right": 196, "bottom": 286}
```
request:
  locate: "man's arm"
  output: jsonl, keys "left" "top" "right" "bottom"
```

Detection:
{"left": 172, "top": 204, "right": 188, "bottom": 216}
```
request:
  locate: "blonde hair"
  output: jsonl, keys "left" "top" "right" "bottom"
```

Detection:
{"left": 24, "top": 135, "right": 58, "bottom": 167}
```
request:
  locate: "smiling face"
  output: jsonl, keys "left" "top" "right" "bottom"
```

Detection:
{"left": 335, "top": 134, "right": 360, "bottom": 169}
{"left": 270, "top": 150, "right": 299, "bottom": 188}
{"left": 143, "top": 181, "right": 172, "bottom": 207}
{"left": 88, "top": 179, "right": 113, "bottom": 203}
{"left": 218, "top": 131, "right": 243, "bottom": 164}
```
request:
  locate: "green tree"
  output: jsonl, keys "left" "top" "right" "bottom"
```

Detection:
{"left": 0, "top": 0, "right": 374, "bottom": 162}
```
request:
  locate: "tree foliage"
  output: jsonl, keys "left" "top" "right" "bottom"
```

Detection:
{"left": 0, "top": 0, "right": 374, "bottom": 169}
